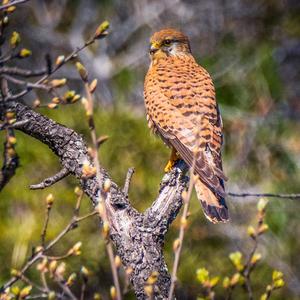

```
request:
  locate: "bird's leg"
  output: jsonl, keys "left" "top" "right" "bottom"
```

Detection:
{"left": 164, "top": 148, "right": 180, "bottom": 172}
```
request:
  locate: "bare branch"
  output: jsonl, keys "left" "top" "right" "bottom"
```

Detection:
{"left": 82, "top": 78, "right": 122, "bottom": 300}
{"left": 168, "top": 175, "right": 194, "bottom": 300}
{"left": 0, "top": 129, "right": 19, "bottom": 191}
{"left": 0, "top": 0, "right": 30, "bottom": 11}
{"left": 143, "top": 160, "right": 188, "bottom": 234}
{"left": 0, "top": 119, "right": 29, "bottom": 130}
{"left": 123, "top": 167, "right": 135, "bottom": 196}
{"left": 56, "top": 280, "right": 77, "bottom": 300}
{"left": 0, "top": 206, "right": 97, "bottom": 292}
{"left": 0, "top": 100, "right": 295, "bottom": 299}
{"left": 228, "top": 192, "right": 300, "bottom": 200}
{"left": 2, "top": 74, "right": 50, "bottom": 90}
{"left": 168, "top": 138, "right": 199, "bottom": 300}
{"left": 41, "top": 204, "right": 51, "bottom": 247}
{"left": 0, "top": 66, "right": 47, "bottom": 77}
{"left": 5, "top": 36, "right": 98, "bottom": 102}
{"left": 0, "top": 99, "right": 189, "bottom": 298}
{"left": 30, "top": 167, "right": 70, "bottom": 190}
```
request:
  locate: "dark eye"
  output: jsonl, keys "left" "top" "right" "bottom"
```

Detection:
{"left": 163, "top": 39, "right": 172, "bottom": 46}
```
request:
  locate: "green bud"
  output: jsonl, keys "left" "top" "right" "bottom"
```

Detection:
{"left": 10, "top": 31, "right": 20, "bottom": 48}
{"left": 210, "top": 276, "right": 219, "bottom": 287}
{"left": 258, "top": 223, "right": 269, "bottom": 234}
{"left": 230, "top": 273, "right": 240, "bottom": 286}
{"left": 251, "top": 253, "right": 262, "bottom": 265}
{"left": 229, "top": 251, "right": 243, "bottom": 271}
{"left": 67, "top": 273, "right": 77, "bottom": 286}
{"left": 223, "top": 276, "right": 230, "bottom": 289}
{"left": 274, "top": 279, "right": 285, "bottom": 289}
{"left": 272, "top": 270, "right": 283, "bottom": 281}
{"left": 266, "top": 284, "right": 273, "bottom": 292}
{"left": 247, "top": 226, "right": 256, "bottom": 238}
{"left": 11, "top": 286, "right": 20, "bottom": 295}
{"left": 260, "top": 293, "right": 267, "bottom": 300}
{"left": 257, "top": 198, "right": 268, "bottom": 212}
{"left": 75, "top": 62, "right": 88, "bottom": 82}
{"left": 20, "top": 286, "right": 32, "bottom": 298}
{"left": 196, "top": 267, "right": 209, "bottom": 284}
{"left": 48, "top": 291, "right": 56, "bottom": 300}
{"left": 94, "top": 20, "right": 109, "bottom": 39}
{"left": 19, "top": 48, "right": 32, "bottom": 58}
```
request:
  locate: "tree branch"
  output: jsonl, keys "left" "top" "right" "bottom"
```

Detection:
{"left": 0, "top": 128, "right": 19, "bottom": 191}
{"left": 0, "top": 101, "right": 188, "bottom": 299}
{"left": 0, "top": 0, "right": 30, "bottom": 11}
{"left": 4, "top": 34, "right": 102, "bottom": 102}
{"left": 30, "top": 167, "right": 70, "bottom": 190}
{"left": 1, "top": 100, "right": 298, "bottom": 298}
{"left": 123, "top": 167, "right": 135, "bottom": 196}
{"left": 0, "top": 66, "right": 47, "bottom": 77}
{"left": 227, "top": 192, "right": 300, "bottom": 200}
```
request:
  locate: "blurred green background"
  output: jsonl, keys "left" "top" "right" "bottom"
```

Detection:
{"left": 0, "top": 0, "right": 300, "bottom": 299}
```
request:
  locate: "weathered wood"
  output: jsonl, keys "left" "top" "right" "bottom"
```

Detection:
{"left": 0, "top": 101, "right": 188, "bottom": 299}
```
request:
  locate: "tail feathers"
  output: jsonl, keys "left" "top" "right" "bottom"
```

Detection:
{"left": 195, "top": 179, "right": 229, "bottom": 223}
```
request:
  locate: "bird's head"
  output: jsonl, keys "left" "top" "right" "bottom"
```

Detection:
{"left": 149, "top": 28, "right": 191, "bottom": 61}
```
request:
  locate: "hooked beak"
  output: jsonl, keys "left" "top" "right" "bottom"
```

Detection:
{"left": 149, "top": 41, "right": 160, "bottom": 55}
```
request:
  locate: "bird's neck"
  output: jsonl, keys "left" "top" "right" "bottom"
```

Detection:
{"left": 150, "top": 53, "right": 194, "bottom": 68}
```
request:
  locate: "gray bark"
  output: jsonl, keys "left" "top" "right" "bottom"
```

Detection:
{"left": 0, "top": 101, "right": 188, "bottom": 299}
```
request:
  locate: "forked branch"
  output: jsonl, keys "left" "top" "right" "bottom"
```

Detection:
{"left": 0, "top": 101, "right": 188, "bottom": 299}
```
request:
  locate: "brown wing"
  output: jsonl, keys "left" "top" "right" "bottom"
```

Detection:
{"left": 144, "top": 56, "right": 226, "bottom": 197}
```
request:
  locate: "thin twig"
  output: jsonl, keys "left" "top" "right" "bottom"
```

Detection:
{"left": 0, "top": 66, "right": 47, "bottom": 77}
{"left": 74, "top": 189, "right": 84, "bottom": 216}
{"left": 0, "top": 0, "right": 30, "bottom": 11}
{"left": 123, "top": 167, "right": 135, "bottom": 196}
{"left": 1, "top": 252, "right": 43, "bottom": 292}
{"left": 241, "top": 203, "right": 266, "bottom": 300}
{"left": 0, "top": 119, "right": 29, "bottom": 131}
{"left": 168, "top": 160, "right": 197, "bottom": 300}
{"left": 228, "top": 192, "right": 300, "bottom": 200}
{"left": 80, "top": 279, "right": 86, "bottom": 300}
{"left": 168, "top": 121, "right": 202, "bottom": 300}
{"left": 243, "top": 238, "right": 257, "bottom": 300}
{"left": 167, "top": 172, "right": 195, "bottom": 300}
{"left": 45, "top": 211, "right": 97, "bottom": 251}
{"left": 30, "top": 168, "right": 70, "bottom": 190}
{"left": 83, "top": 80, "right": 122, "bottom": 300}
{"left": 19, "top": 273, "right": 46, "bottom": 293}
{"left": 40, "top": 272, "right": 49, "bottom": 293}
{"left": 225, "top": 286, "right": 234, "bottom": 300}
{"left": 76, "top": 210, "right": 98, "bottom": 222}
{"left": 45, "top": 253, "right": 73, "bottom": 261}
{"left": 0, "top": 128, "right": 19, "bottom": 191}
{"left": 26, "top": 294, "right": 48, "bottom": 299}
{"left": 106, "top": 242, "right": 121, "bottom": 297}
{"left": 41, "top": 206, "right": 51, "bottom": 247}
{"left": 2, "top": 74, "right": 50, "bottom": 90}
{"left": 56, "top": 280, "right": 77, "bottom": 300}
{"left": 0, "top": 208, "right": 97, "bottom": 291}
{"left": 5, "top": 37, "right": 97, "bottom": 101}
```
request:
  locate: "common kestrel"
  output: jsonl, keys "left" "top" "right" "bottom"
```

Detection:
{"left": 144, "top": 28, "right": 229, "bottom": 223}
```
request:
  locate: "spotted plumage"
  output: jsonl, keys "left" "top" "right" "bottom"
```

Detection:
{"left": 144, "top": 28, "right": 229, "bottom": 223}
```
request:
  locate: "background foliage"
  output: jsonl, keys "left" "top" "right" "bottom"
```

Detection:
{"left": 0, "top": 0, "right": 300, "bottom": 299}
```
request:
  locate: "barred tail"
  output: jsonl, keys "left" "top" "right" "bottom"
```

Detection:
{"left": 195, "top": 179, "right": 229, "bottom": 223}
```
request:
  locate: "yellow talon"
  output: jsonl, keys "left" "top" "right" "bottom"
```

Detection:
{"left": 164, "top": 160, "right": 175, "bottom": 172}
{"left": 164, "top": 148, "right": 180, "bottom": 173}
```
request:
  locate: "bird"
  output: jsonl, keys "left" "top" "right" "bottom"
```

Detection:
{"left": 143, "top": 28, "right": 229, "bottom": 223}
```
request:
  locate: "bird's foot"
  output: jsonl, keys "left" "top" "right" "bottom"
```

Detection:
{"left": 164, "top": 158, "right": 179, "bottom": 173}
{"left": 164, "top": 148, "right": 181, "bottom": 172}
